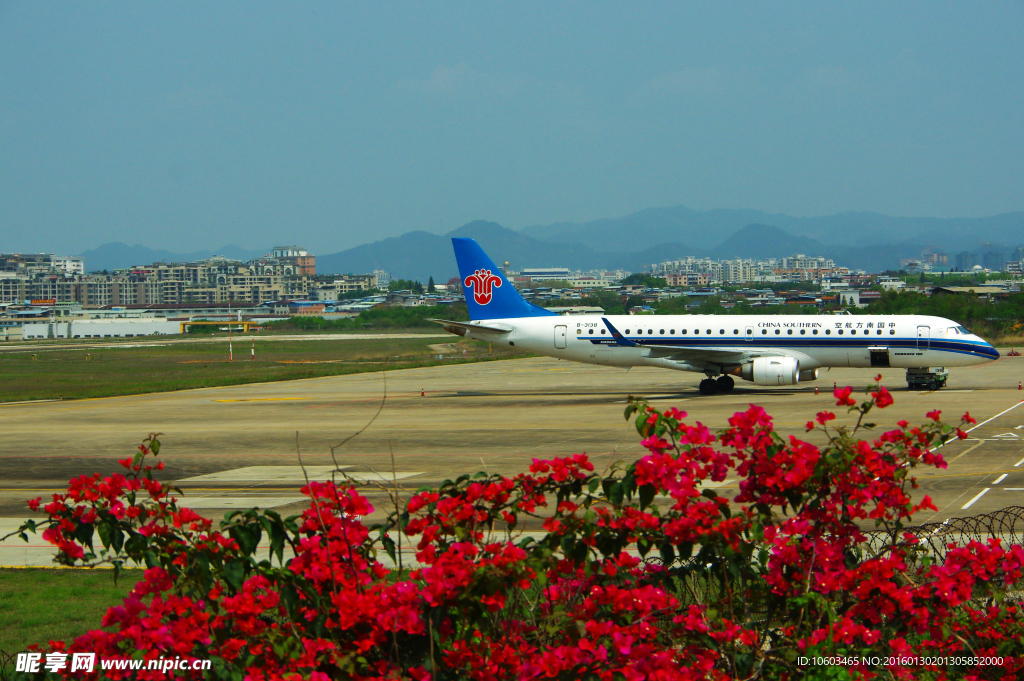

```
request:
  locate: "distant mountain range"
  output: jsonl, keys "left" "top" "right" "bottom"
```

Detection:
{"left": 78, "top": 243, "right": 268, "bottom": 272}
{"left": 77, "top": 205, "right": 1024, "bottom": 280}
{"left": 519, "top": 205, "right": 1024, "bottom": 254}
{"left": 318, "top": 206, "right": 1024, "bottom": 280}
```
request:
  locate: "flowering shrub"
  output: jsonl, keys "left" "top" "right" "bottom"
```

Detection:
{"left": 9, "top": 379, "right": 1024, "bottom": 680}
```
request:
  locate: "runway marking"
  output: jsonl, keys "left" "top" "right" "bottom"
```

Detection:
{"left": 0, "top": 399, "right": 62, "bottom": 407}
{"left": 919, "top": 390, "right": 975, "bottom": 394}
{"left": 950, "top": 441, "right": 984, "bottom": 462}
{"left": 177, "top": 466, "right": 422, "bottom": 484}
{"left": 503, "top": 368, "right": 571, "bottom": 372}
{"left": 179, "top": 465, "right": 349, "bottom": 483}
{"left": 1016, "top": 457, "right": 1024, "bottom": 467}
{"left": 934, "top": 399, "right": 1024, "bottom": 450}
{"left": 924, "top": 398, "right": 1024, "bottom": 521}
{"left": 962, "top": 488, "right": 990, "bottom": 509}
{"left": 214, "top": 397, "right": 311, "bottom": 402}
{"left": 1005, "top": 488, "right": 1024, "bottom": 491}
{"left": 994, "top": 474, "right": 1008, "bottom": 484}
{"left": 168, "top": 496, "right": 307, "bottom": 509}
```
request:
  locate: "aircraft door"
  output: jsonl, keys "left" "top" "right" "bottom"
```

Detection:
{"left": 554, "top": 325, "right": 567, "bottom": 349}
{"left": 744, "top": 325, "right": 754, "bottom": 341}
{"left": 917, "top": 325, "right": 930, "bottom": 350}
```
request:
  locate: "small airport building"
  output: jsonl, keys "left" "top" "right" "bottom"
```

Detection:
{"left": 20, "top": 318, "right": 181, "bottom": 340}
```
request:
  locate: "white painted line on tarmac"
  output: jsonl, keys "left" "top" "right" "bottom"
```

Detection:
{"left": 1015, "top": 457, "right": 1024, "bottom": 467}
{"left": 962, "top": 488, "right": 990, "bottom": 509}
{"left": 177, "top": 497, "right": 307, "bottom": 509}
{"left": 935, "top": 399, "right": 1024, "bottom": 451}
{"left": 1017, "top": 425, "right": 1024, "bottom": 430}
{"left": 178, "top": 466, "right": 422, "bottom": 485}
{"left": 994, "top": 474, "right": 1008, "bottom": 484}
{"left": 1005, "top": 488, "right": 1024, "bottom": 491}
{"left": 950, "top": 441, "right": 985, "bottom": 462}
{"left": 179, "top": 466, "right": 350, "bottom": 483}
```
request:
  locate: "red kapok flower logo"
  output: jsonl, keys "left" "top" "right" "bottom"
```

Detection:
{"left": 464, "top": 269, "right": 503, "bottom": 305}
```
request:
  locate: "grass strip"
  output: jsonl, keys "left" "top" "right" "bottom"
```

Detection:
{"left": 0, "top": 336, "right": 526, "bottom": 403}
{"left": 0, "top": 569, "right": 145, "bottom": 660}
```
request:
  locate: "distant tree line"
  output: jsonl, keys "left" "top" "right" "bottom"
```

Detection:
{"left": 265, "top": 303, "right": 468, "bottom": 332}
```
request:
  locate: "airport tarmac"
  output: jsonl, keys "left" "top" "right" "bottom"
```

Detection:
{"left": 3, "top": 354, "right": 1024, "bottom": 566}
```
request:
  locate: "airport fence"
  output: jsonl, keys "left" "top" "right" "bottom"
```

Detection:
{"left": 643, "top": 506, "right": 1024, "bottom": 627}
{"left": 862, "top": 505, "right": 1024, "bottom": 572}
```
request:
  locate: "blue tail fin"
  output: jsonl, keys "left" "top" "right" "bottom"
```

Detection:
{"left": 452, "top": 238, "right": 558, "bottom": 320}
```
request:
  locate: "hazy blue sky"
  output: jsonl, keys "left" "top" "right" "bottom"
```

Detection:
{"left": 2, "top": 1, "right": 1022, "bottom": 255}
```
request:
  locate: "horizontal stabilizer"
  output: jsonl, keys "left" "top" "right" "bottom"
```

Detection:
{"left": 427, "top": 319, "right": 514, "bottom": 336}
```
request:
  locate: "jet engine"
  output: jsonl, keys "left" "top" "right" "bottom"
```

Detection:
{"left": 734, "top": 356, "right": 801, "bottom": 386}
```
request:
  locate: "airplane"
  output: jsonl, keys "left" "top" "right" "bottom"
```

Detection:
{"left": 432, "top": 238, "right": 999, "bottom": 395}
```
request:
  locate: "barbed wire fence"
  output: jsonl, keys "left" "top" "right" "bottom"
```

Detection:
{"left": 863, "top": 505, "right": 1024, "bottom": 566}
{"left": 647, "top": 506, "right": 1024, "bottom": 622}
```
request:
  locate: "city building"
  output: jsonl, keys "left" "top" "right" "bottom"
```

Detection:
{"left": 650, "top": 253, "right": 847, "bottom": 285}
{"left": 520, "top": 267, "right": 570, "bottom": 281}
{"left": 0, "top": 248, "right": 386, "bottom": 308}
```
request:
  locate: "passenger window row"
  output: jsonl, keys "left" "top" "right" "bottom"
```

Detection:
{"left": 577, "top": 327, "right": 899, "bottom": 337}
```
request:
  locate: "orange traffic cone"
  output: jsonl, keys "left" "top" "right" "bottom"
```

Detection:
{"left": 815, "top": 386, "right": 818, "bottom": 395}
{"left": 421, "top": 388, "right": 425, "bottom": 397}
{"left": 1018, "top": 381, "right": 1021, "bottom": 391}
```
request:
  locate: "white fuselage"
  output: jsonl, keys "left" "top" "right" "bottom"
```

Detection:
{"left": 453, "top": 314, "right": 998, "bottom": 376}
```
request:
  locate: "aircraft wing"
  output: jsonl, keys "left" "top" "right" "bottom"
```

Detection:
{"left": 428, "top": 318, "right": 514, "bottom": 335}
{"left": 639, "top": 345, "right": 766, "bottom": 364}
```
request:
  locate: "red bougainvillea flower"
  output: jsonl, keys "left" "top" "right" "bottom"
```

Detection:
{"left": 871, "top": 386, "right": 894, "bottom": 408}
{"left": 9, "top": 394, "right": 1016, "bottom": 681}
{"left": 834, "top": 385, "right": 856, "bottom": 406}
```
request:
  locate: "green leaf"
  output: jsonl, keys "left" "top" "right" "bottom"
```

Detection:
{"left": 587, "top": 477, "right": 600, "bottom": 494}
{"left": 638, "top": 483, "right": 656, "bottom": 510}
{"left": 73, "top": 520, "right": 94, "bottom": 552}
{"left": 261, "top": 517, "right": 286, "bottom": 564}
{"left": 111, "top": 526, "right": 124, "bottom": 553}
{"left": 560, "top": 534, "right": 575, "bottom": 558}
{"left": 194, "top": 553, "right": 213, "bottom": 592}
{"left": 382, "top": 534, "right": 397, "bottom": 563}
{"left": 229, "top": 522, "right": 262, "bottom": 556}
{"left": 659, "top": 540, "right": 675, "bottom": 565}
{"left": 281, "top": 583, "right": 301, "bottom": 618}
{"left": 222, "top": 560, "right": 246, "bottom": 592}
{"left": 622, "top": 468, "right": 637, "bottom": 497}
{"left": 96, "top": 519, "right": 113, "bottom": 550}
{"left": 608, "top": 481, "right": 624, "bottom": 506}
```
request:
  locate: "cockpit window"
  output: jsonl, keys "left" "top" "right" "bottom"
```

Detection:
{"left": 956, "top": 325, "right": 971, "bottom": 335}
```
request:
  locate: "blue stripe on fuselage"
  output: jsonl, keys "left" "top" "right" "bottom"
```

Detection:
{"left": 579, "top": 336, "right": 997, "bottom": 360}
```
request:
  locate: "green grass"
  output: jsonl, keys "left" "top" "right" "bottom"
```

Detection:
{"left": 0, "top": 569, "right": 144, "bottom": 658}
{"left": 0, "top": 335, "right": 524, "bottom": 403}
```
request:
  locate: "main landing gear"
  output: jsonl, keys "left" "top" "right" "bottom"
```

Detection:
{"left": 698, "top": 375, "right": 735, "bottom": 395}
